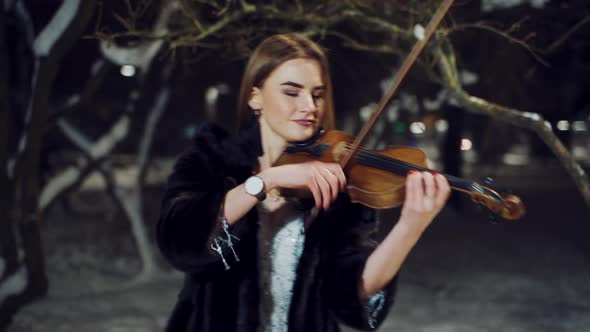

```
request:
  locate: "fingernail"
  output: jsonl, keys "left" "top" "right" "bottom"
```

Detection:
{"left": 433, "top": 172, "right": 439, "bottom": 176}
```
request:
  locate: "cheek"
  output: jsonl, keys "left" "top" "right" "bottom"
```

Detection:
{"left": 316, "top": 105, "right": 326, "bottom": 124}
{"left": 268, "top": 98, "right": 296, "bottom": 119}
{"left": 318, "top": 104, "right": 326, "bottom": 118}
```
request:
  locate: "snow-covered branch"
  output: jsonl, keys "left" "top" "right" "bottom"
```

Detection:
{"left": 481, "top": 0, "right": 550, "bottom": 13}
{"left": 137, "top": 88, "right": 170, "bottom": 185}
{"left": 14, "top": 0, "right": 35, "bottom": 47}
{"left": 435, "top": 46, "right": 590, "bottom": 210}
{"left": 56, "top": 119, "right": 93, "bottom": 152}
{"left": 33, "top": 0, "right": 81, "bottom": 56}
{"left": 39, "top": 115, "right": 130, "bottom": 210}
{"left": 12, "top": 0, "right": 96, "bottom": 182}
{"left": 49, "top": 59, "right": 109, "bottom": 123}
{"left": 100, "top": 1, "right": 180, "bottom": 73}
{"left": 0, "top": 266, "right": 27, "bottom": 304}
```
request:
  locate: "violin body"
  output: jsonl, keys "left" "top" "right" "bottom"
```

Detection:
{"left": 276, "top": 130, "right": 427, "bottom": 209}
{"left": 273, "top": 0, "right": 530, "bottom": 219}
{"left": 276, "top": 130, "right": 525, "bottom": 220}
{"left": 272, "top": 0, "right": 527, "bottom": 220}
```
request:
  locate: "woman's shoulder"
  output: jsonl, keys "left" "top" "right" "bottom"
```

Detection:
{"left": 192, "top": 123, "right": 231, "bottom": 149}
{"left": 176, "top": 121, "right": 261, "bottom": 173}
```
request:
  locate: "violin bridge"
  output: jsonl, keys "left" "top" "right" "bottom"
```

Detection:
{"left": 332, "top": 141, "right": 348, "bottom": 163}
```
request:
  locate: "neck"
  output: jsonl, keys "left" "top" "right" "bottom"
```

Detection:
{"left": 258, "top": 117, "right": 287, "bottom": 171}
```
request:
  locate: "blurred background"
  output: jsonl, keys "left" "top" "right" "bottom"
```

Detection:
{"left": 1, "top": 0, "right": 589, "bottom": 331}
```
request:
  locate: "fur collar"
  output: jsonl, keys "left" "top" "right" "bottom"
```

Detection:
{"left": 193, "top": 116, "right": 263, "bottom": 171}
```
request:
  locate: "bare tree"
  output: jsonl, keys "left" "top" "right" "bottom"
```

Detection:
{"left": 2, "top": 0, "right": 589, "bottom": 327}
{"left": 98, "top": 0, "right": 589, "bottom": 209}
{"left": 37, "top": 1, "right": 180, "bottom": 284}
{"left": 0, "top": 0, "right": 97, "bottom": 327}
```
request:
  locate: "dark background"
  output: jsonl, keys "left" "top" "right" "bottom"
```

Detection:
{"left": 2, "top": 0, "right": 590, "bottom": 331}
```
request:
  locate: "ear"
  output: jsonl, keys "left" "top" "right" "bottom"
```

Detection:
{"left": 248, "top": 87, "right": 263, "bottom": 110}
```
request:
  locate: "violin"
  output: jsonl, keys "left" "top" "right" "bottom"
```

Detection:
{"left": 276, "top": 129, "right": 526, "bottom": 221}
{"left": 278, "top": 0, "right": 525, "bottom": 221}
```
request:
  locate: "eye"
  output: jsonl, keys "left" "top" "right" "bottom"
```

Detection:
{"left": 283, "top": 90, "right": 299, "bottom": 97}
{"left": 312, "top": 93, "right": 324, "bottom": 100}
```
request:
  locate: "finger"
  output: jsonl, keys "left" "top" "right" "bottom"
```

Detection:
{"left": 331, "top": 164, "right": 347, "bottom": 192}
{"left": 307, "top": 173, "right": 323, "bottom": 209}
{"left": 313, "top": 168, "right": 332, "bottom": 210}
{"left": 404, "top": 171, "right": 415, "bottom": 206}
{"left": 423, "top": 172, "right": 435, "bottom": 211}
{"left": 410, "top": 171, "right": 423, "bottom": 210}
{"left": 434, "top": 173, "right": 451, "bottom": 207}
{"left": 423, "top": 172, "right": 435, "bottom": 198}
{"left": 324, "top": 167, "right": 339, "bottom": 203}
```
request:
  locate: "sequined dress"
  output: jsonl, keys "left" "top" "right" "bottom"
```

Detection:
{"left": 256, "top": 197, "right": 314, "bottom": 332}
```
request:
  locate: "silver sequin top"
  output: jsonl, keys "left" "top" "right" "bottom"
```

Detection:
{"left": 210, "top": 197, "right": 386, "bottom": 331}
{"left": 256, "top": 198, "right": 313, "bottom": 332}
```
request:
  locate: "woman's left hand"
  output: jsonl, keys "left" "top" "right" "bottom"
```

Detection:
{"left": 360, "top": 171, "right": 450, "bottom": 298}
{"left": 399, "top": 171, "right": 451, "bottom": 235}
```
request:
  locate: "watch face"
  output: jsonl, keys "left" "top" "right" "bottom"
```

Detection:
{"left": 245, "top": 176, "right": 264, "bottom": 195}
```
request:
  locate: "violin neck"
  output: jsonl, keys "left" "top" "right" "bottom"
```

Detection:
{"left": 354, "top": 151, "right": 478, "bottom": 193}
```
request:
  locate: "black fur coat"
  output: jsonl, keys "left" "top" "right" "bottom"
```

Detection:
{"left": 156, "top": 119, "right": 397, "bottom": 332}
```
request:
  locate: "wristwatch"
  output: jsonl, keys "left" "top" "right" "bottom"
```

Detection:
{"left": 244, "top": 176, "right": 266, "bottom": 201}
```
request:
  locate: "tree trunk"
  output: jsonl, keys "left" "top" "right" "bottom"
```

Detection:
{"left": 0, "top": 1, "right": 97, "bottom": 329}
{"left": 0, "top": 6, "right": 19, "bottom": 281}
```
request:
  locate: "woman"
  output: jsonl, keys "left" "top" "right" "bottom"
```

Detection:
{"left": 157, "top": 33, "right": 450, "bottom": 332}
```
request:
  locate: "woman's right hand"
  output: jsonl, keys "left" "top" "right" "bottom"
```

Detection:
{"left": 259, "top": 161, "right": 346, "bottom": 210}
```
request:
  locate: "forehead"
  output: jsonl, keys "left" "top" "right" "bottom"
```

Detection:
{"left": 265, "top": 58, "right": 324, "bottom": 87}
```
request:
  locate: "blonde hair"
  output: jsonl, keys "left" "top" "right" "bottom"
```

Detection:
{"left": 237, "top": 33, "right": 335, "bottom": 129}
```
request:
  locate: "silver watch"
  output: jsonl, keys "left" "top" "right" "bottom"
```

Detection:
{"left": 244, "top": 176, "right": 266, "bottom": 201}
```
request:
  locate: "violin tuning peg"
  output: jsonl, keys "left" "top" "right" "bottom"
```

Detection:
{"left": 488, "top": 213, "right": 509, "bottom": 224}
{"left": 488, "top": 213, "right": 500, "bottom": 224}
{"left": 483, "top": 176, "right": 494, "bottom": 186}
{"left": 498, "top": 189, "right": 513, "bottom": 200}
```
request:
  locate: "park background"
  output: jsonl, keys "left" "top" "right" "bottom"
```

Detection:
{"left": 1, "top": 0, "right": 590, "bottom": 331}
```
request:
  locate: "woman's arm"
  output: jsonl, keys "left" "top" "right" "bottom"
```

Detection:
{"left": 221, "top": 182, "right": 260, "bottom": 225}
{"left": 157, "top": 143, "right": 256, "bottom": 275}
{"left": 223, "top": 160, "right": 347, "bottom": 224}
{"left": 158, "top": 139, "right": 348, "bottom": 274}
{"left": 360, "top": 171, "right": 450, "bottom": 298}
{"left": 321, "top": 171, "right": 449, "bottom": 330}
{"left": 320, "top": 196, "right": 395, "bottom": 330}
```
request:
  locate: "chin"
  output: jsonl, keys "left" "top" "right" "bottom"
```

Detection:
{"left": 286, "top": 128, "right": 318, "bottom": 143}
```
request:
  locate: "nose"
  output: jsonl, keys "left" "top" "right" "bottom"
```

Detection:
{"left": 298, "top": 92, "right": 317, "bottom": 113}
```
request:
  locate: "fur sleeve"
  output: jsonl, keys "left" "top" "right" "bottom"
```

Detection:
{"left": 156, "top": 125, "right": 253, "bottom": 277}
{"left": 320, "top": 198, "right": 397, "bottom": 330}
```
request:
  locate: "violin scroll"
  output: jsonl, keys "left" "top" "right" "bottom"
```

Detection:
{"left": 469, "top": 187, "right": 525, "bottom": 221}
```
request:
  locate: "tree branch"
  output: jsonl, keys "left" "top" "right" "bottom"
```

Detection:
{"left": 39, "top": 115, "right": 130, "bottom": 210}
{"left": 435, "top": 45, "right": 590, "bottom": 210}
{"left": 33, "top": 0, "right": 81, "bottom": 56}
{"left": 446, "top": 20, "right": 549, "bottom": 67}
{"left": 136, "top": 85, "right": 170, "bottom": 188}
{"left": 544, "top": 13, "right": 590, "bottom": 54}
{"left": 100, "top": 0, "right": 179, "bottom": 72}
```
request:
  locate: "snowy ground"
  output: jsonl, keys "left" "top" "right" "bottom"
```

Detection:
{"left": 7, "top": 160, "right": 590, "bottom": 332}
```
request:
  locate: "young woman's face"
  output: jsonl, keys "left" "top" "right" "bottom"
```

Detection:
{"left": 250, "top": 58, "right": 326, "bottom": 143}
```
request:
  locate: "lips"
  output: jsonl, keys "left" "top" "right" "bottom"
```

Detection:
{"left": 293, "top": 119, "right": 316, "bottom": 126}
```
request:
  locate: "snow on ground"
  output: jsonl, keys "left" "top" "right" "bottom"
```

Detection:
{"left": 8, "top": 189, "right": 183, "bottom": 332}
{"left": 8, "top": 161, "right": 590, "bottom": 332}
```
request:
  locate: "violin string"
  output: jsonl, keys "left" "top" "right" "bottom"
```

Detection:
{"left": 339, "top": 146, "right": 504, "bottom": 205}
{"left": 341, "top": 143, "right": 477, "bottom": 191}
{"left": 337, "top": 144, "right": 505, "bottom": 204}
{"left": 352, "top": 149, "right": 412, "bottom": 174}
{"left": 352, "top": 146, "right": 476, "bottom": 191}
{"left": 342, "top": 143, "right": 425, "bottom": 173}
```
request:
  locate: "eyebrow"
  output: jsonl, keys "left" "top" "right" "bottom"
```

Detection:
{"left": 280, "top": 81, "right": 326, "bottom": 90}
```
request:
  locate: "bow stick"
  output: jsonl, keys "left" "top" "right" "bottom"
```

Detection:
{"left": 340, "top": 0, "right": 455, "bottom": 171}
